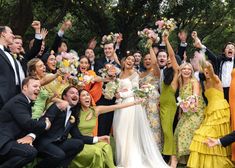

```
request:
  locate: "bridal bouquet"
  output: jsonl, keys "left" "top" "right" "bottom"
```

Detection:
{"left": 176, "top": 95, "right": 198, "bottom": 112}
{"left": 103, "top": 79, "right": 120, "bottom": 100}
{"left": 56, "top": 51, "right": 79, "bottom": 84}
{"left": 137, "top": 28, "right": 160, "bottom": 50}
{"left": 98, "top": 64, "right": 121, "bottom": 80}
{"left": 155, "top": 18, "right": 177, "bottom": 35}
{"left": 100, "top": 32, "right": 120, "bottom": 48}
{"left": 133, "top": 84, "right": 155, "bottom": 98}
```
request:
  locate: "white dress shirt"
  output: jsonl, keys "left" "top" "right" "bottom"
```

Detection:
{"left": 221, "top": 58, "right": 234, "bottom": 87}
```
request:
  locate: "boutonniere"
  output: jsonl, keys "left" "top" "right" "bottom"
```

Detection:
{"left": 18, "top": 54, "right": 24, "bottom": 61}
{"left": 69, "top": 115, "right": 75, "bottom": 124}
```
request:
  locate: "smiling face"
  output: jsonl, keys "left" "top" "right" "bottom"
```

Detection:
{"left": 1, "top": 26, "right": 15, "bottom": 45}
{"left": 58, "top": 42, "right": 68, "bottom": 53}
{"left": 9, "top": 38, "right": 23, "bottom": 54}
{"left": 63, "top": 87, "right": 79, "bottom": 107}
{"left": 46, "top": 54, "right": 56, "bottom": 71}
{"left": 224, "top": 43, "right": 235, "bottom": 58}
{"left": 133, "top": 52, "right": 142, "bottom": 65}
{"left": 143, "top": 54, "right": 152, "bottom": 70}
{"left": 35, "top": 60, "right": 46, "bottom": 78}
{"left": 85, "top": 49, "right": 95, "bottom": 63}
{"left": 79, "top": 90, "right": 91, "bottom": 108}
{"left": 79, "top": 57, "right": 90, "bottom": 73}
{"left": 23, "top": 78, "right": 41, "bottom": 101}
{"left": 124, "top": 55, "right": 135, "bottom": 70}
{"left": 104, "top": 43, "right": 115, "bottom": 59}
{"left": 180, "top": 64, "right": 193, "bottom": 79}
{"left": 157, "top": 51, "right": 167, "bottom": 68}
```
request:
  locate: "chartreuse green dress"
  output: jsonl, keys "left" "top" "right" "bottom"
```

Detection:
{"left": 69, "top": 107, "right": 115, "bottom": 168}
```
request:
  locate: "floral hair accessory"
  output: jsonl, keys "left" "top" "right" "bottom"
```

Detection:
{"left": 100, "top": 32, "right": 120, "bottom": 48}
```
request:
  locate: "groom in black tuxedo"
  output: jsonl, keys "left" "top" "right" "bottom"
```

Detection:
{"left": 95, "top": 42, "right": 121, "bottom": 136}
{"left": 194, "top": 39, "right": 235, "bottom": 101}
{"left": 35, "top": 86, "right": 109, "bottom": 168}
{"left": 0, "top": 76, "right": 51, "bottom": 168}
{"left": 0, "top": 26, "right": 21, "bottom": 110}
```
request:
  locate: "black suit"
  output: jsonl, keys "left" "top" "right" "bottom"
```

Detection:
{"left": 0, "top": 93, "right": 47, "bottom": 168}
{"left": 206, "top": 48, "right": 235, "bottom": 101}
{"left": 35, "top": 104, "right": 93, "bottom": 168}
{"left": 94, "top": 57, "right": 120, "bottom": 136}
{"left": 220, "top": 131, "right": 235, "bottom": 147}
{"left": 0, "top": 48, "right": 21, "bottom": 110}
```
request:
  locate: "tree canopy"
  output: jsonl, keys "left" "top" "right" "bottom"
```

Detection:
{"left": 0, "top": 0, "right": 234, "bottom": 57}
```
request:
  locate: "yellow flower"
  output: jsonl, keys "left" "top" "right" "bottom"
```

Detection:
{"left": 78, "top": 77, "right": 83, "bottom": 81}
{"left": 63, "top": 60, "right": 70, "bottom": 67}
{"left": 57, "top": 76, "right": 63, "bottom": 82}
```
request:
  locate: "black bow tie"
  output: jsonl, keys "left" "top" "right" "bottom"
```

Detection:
{"left": 3, "top": 46, "right": 11, "bottom": 53}
{"left": 222, "top": 57, "right": 232, "bottom": 62}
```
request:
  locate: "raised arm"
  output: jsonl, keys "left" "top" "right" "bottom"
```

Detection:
{"left": 204, "top": 61, "right": 220, "bottom": 84}
{"left": 162, "top": 33, "right": 179, "bottom": 71}
{"left": 149, "top": 40, "right": 160, "bottom": 77}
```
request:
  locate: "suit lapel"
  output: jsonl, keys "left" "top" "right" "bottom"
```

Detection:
{"left": 0, "top": 49, "right": 13, "bottom": 68}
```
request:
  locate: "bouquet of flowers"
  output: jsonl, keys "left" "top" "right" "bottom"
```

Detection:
{"left": 155, "top": 18, "right": 177, "bottom": 35}
{"left": 100, "top": 32, "right": 120, "bottom": 48}
{"left": 137, "top": 28, "right": 160, "bottom": 51}
{"left": 176, "top": 95, "right": 198, "bottom": 112}
{"left": 56, "top": 51, "right": 79, "bottom": 84}
{"left": 76, "top": 73, "right": 94, "bottom": 86}
{"left": 103, "top": 79, "right": 120, "bottom": 100}
{"left": 98, "top": 64, "right": 121, "bottom": 80}
{"left": 133, "top": 84, "right": 155, "bottom": 98}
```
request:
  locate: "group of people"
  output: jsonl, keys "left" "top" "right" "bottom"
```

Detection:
{"left": 0, "top": 19, "right": 235, "bottom": 168}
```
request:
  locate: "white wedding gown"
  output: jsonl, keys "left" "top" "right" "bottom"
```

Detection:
{"left": 113, "top": 72, "right": 169, "bottom": 168}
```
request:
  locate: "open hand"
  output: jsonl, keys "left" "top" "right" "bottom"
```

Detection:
{"left": 17, "top": 135, "right": 34, "bottom": 146}
{"left": 204, "top": 138, "right": 219, "bottom": 147}
{"left": 98, "top": 135, "right": 110, "bottom": 144}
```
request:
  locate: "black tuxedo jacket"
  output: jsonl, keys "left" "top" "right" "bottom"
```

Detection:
{"left": 205, "top": 48, "right": 235, "bottom": 79}
{"left": 0, "top": 93, "right": 46, "bottom": 155}
{"left": 220, "top": 131, "right": 235, "bottom": 147}
{"left": 0, "top": 48, "right": 21, "bottom": 109}
{"left": 36, "top": 103, "right": 93, "bottom": 151}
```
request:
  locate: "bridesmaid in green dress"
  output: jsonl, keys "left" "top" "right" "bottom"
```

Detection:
{"left": 70, "top": 89, "right": 142, "bottom": 168}
{"left": 159, "top": 34, "right": 180, "bottom": 167}
{"left": 140, "top": 42, "right": 163, "bottom": 151}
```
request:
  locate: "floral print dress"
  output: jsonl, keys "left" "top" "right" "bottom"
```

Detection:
{"left": 174, "top": 81, "right": 205, "bottom": 162}
{"left": 140, "top": 72, "right": 163, "bottom": 151}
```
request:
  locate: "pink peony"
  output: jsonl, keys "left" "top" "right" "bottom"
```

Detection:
{"left": 155, "top": 20, "right": 164, "bottom": 29}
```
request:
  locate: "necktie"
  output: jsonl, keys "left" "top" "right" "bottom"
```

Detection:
{"left": 3, "top": 46, "right": 11, "bottom": 53}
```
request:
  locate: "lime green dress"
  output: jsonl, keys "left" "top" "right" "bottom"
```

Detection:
{"left": 187, "top": 88, "right": 234, "bottom": 168}
{"left": 69, "top": 108, "right": 115, "bottom": 168}
{"left": 160, "top": 83, "right": 177, "bottom": 155}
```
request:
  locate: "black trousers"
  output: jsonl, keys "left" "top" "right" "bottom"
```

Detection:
{"left": 0, "top": 141, "right": 37, "bottom": 168}
{"left": 36, "top": 139, "right": 84, "bottom": 168}
{"left": 223, "top": 87, "right": 229, "bottom": 102}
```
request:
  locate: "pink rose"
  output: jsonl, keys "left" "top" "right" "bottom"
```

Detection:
{"left": 155, "top": 20, "right": 164, "bottom": 29}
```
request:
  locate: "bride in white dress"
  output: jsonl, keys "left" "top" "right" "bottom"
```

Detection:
{"left": 113, "top": 55, "right": 169, "bottom": 168}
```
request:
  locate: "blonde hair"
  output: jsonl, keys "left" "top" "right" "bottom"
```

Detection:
{"left": 27, "top": 58, "right": 42, "bottom": 76}
{"left": 178, "top": 62, "right": 195, "bottom": 88}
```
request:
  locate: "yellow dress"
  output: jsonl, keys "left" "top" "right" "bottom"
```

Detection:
{"left": 187, "top": 88, "right": 234, "bottom": 168}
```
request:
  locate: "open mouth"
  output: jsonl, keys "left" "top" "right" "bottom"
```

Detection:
{"left": 71, "top": 96, "right": 78, "bottom": 101}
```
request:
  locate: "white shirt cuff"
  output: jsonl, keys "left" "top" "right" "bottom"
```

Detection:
{"left": 45, "top": 121, "right": 50, "bottom": 130}
{"left": 201, "top": 45, "right": 207, "bottom": 53}
{"left": 27, "top": 133, "right": 36, "bottom": 140}
{"left": 35, "top": 34, "right": 42, "bottom": 40}
{"left": 58, "top": 30, "right": 64, "bottom": 37}
{"left": 218, "top": 139, "right": 221, "bottom": 145}
{"left": 93, "top": 136, "right": 98, "bottom": 143}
